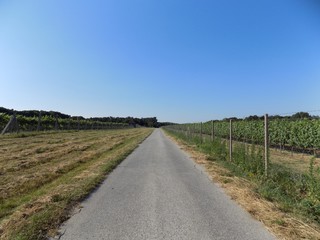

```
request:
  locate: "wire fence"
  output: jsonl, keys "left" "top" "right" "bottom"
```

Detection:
{"left": 163, "top": 112, "right": 320, "bottom": 223}
{"left": 166, "top": 115, "right": 320, "bottom": 158}
{"left": 0, "top": 111, "right": 131, "bottom": 135}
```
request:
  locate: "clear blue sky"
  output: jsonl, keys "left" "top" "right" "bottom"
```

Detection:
{"left": 1, "top": 0, "right": 319, "bottom": 123}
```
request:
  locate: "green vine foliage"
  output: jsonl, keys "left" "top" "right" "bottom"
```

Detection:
{"left": 172, "top": 118, "right": 320, "bottom": 151}
{"left": 164, "top": 124, "right": 320, "bottom": 223}
{"left": 0, "top": 114, "right": 129, "bottom": 132}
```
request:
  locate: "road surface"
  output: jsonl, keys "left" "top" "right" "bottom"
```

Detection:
{"left": 57, "top": 129, "right": 275, "bottom": 240}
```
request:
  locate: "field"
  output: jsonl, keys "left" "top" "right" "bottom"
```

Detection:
{"left": 172, "top": 118, "right": 320, "bottom": 177}
{"left": 201, "top": 133, "right": 320, "bottom": 175}
{"left": 181, "top": 118, "right": 320, "bottom": 153}
{"left": 0, "top": 113, "right": 129, "bottom": 132}
{"left": 0, "top": 128, "right": 153, "bottom": 240}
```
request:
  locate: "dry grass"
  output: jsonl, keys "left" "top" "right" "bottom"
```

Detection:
{"left": 202, "top": 134, "right": 320, "bottom": 174}
{"left": 166, "top": 132, "right": 320, "bottom": 240}
{"left": 0, "top": 128, "right": 153, "bottom": 240}
{"left": 269, "top": 148, "right": 320, "bottom": 174}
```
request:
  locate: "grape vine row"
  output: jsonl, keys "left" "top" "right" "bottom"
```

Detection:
{"left": 173, "top": 118, "right": 320, "bottom": 151}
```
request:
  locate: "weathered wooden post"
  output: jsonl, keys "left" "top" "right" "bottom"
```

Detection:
{"left": 54, "top": 114, "right": 59, "bottom": 131}
{"left": 211, "top": 120, "right": 214, "bottom": 141}
{"left": 1, "top": 112, "right": 16, "bottom": 135}
{"left": 1, "top": 117, "right": 11, "bottom": 135}
{"left": 77, "top": 117, "right": 80, "bottom": 130}
{"left": 264, "top": 114, "right": 269, "bottom": 177}
{"left": 200, "top": 122, "right": 203, "bottom": 144}
{"left": 229, "top": 119, "right": 232, "bottom": 161}
{"left": 193, "top": 123, "right": 195, "bottom": 138}
{"left": 15, "top": 112, "right": 19, "bottom": 133}
{"left": 37, "top": 111, "right": 42, "bottom": 131}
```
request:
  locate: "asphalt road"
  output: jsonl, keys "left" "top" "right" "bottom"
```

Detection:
{"left": 57, "top": 129, "right": 276, "bottom": 240}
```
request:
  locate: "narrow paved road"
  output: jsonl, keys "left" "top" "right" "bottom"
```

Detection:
{"left": 58, "top": 129, "right": 275, "bottom": 240}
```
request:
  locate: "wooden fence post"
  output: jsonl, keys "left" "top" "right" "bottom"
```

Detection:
{"left": 54, "top": 114, "right": 58, "bottom": 131}
{"left": 12, "top": 111, "right": 19, "bottom": 133}
{"left": 2, "top": 114, "right": 14, "bottom": 135}
{"left": 200, "top": 122, "right": 203, "bottom": 144}
{"left": 211, "top": 120, "right": 214, "bottom": 141}
{"left": 264, "top": 114, "right": 269, "bottom": 177}
{"left": 37, "top": 111, "right": 42, "bottom": 131}
{"left": 193, "top": 123, "right": 195, "bottom": 138}
{"left": 77, "top": 117, "right": 80, "bottom": 130}
{"left": 229, "top": 119, "right": 232, "bottom": 161}
{"left": 2, "top": 112, "right": 19, "bottom": 134}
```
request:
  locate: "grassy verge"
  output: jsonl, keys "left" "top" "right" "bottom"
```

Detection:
{"left": 0, "top": 128, "right": 153, "bottom": 240}
{"left": 164, "top": 128, "right": 320, "bottom": 240}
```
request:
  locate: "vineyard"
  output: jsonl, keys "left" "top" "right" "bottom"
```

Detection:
{"left": 173, "top": 118, "right": 320, "bottom": 153}
{"left": 0, "top": 107, "right": 165, "bottom": 134}
{"left": 164, "top": 114, "right": 320, "bottom": 225}
{"left": 0, "top": 113, "right": 129, "bottom": 133}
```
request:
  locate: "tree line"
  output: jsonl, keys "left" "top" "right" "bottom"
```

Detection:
{"left": 223, "top": 112, "right": 319, "bottom": 121}
{"left": 0, "top": 107, "right": 174, "bottom": 128}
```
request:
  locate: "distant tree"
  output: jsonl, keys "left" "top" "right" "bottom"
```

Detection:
{"left": 0, "top": 106, "right": 162, "bottom": 127}
{"left": 158, "top": 122, "right": 176, "bottom": 127}
{"left": 0, "top": 107, "right": 13, "bottom": 115}
{"left": 291, "top": 112, "right": 311, "bottom": 119}
{"left": 245, "top": 115, "right": 262, "bottom": 121}
{"left": 269, "top": 115, "right": 285, "bottom": 120}
{"left": 223, "top": 117, "right": 239, "bottom": 121}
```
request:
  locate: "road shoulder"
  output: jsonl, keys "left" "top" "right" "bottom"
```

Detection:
{"left": 163, "top": 130, "right": 320, "bottom": 240}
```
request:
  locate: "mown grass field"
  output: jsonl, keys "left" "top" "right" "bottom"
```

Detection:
{"left": 0, "top": 128, "right": 153, "bottom": 240}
